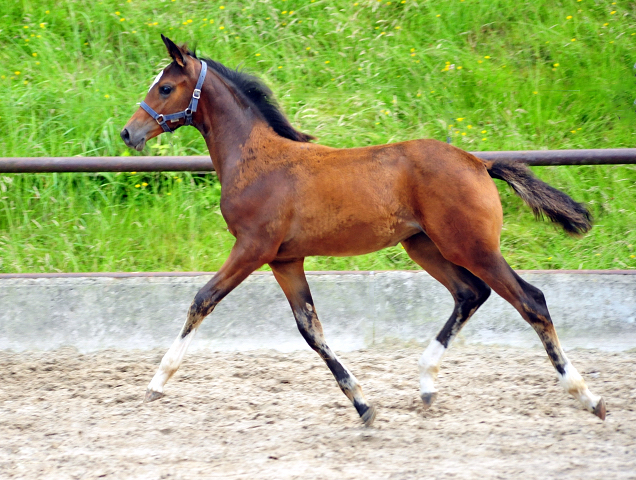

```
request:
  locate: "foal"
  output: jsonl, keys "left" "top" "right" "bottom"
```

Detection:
{"left": 121, "top": 36, "right": 605, "bottom": 426}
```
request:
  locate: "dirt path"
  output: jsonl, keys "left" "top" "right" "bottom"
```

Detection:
{"left": 1, "top": 344, "right": 635, "bottom": 479}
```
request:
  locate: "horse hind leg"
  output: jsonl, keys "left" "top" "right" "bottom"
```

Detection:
{"left": 401, "top": 233, "right": 491, "bottom": 408}
{"left": 457, "top": 251, "right": 606, "bottom": 420}
{"left": 270, "top": 259, "right": 376, "bottom": 427}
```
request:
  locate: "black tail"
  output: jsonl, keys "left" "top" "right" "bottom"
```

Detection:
{"left": 486, "top": 160, "right": 592, "bottom": 235}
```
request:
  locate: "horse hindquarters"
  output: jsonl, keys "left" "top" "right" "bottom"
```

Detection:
{"left": 408, "top": 154, "right": 604, "bottom": 419}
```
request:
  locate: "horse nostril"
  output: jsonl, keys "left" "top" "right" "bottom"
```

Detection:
{"left": 120, "top": 128, "right": 130, "bottom": 144}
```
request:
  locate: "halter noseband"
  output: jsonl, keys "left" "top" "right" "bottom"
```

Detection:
{"left": 139, "top": 60, "right": 208, "bottom": 133}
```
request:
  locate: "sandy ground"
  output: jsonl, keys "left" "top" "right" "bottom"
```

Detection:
{"left": 1, "top": 343, "right": 635, "bottom": 480}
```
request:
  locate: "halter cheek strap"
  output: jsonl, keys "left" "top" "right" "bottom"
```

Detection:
{"left": 139, "top": 60, "right": 208, "bottom": 133}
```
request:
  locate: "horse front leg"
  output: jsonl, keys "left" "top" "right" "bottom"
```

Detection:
{"left": 144, "top": 244, "right": 270, "bottom": 402}
{"left": 270, "top": 259, "right": 376, "bottom": 427}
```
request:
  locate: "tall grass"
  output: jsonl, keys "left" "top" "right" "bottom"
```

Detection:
{"left": 0, "top": 0, "right": 635, "bottom": 272}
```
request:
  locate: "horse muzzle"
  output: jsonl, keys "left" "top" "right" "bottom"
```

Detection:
{"left": 120, "top": 126, "right": 147, "bottom": 152}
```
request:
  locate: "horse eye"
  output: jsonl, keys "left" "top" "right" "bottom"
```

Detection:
{"left": 159, "top": 85, "right": 172, "bottom": 95}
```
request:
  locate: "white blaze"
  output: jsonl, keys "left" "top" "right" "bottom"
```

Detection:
{"left": 148, "top": 70, "right": 164, "bottom": 92}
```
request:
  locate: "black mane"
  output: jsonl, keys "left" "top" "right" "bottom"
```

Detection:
{"left": 187, "top": 50, "right": 314, "bottom": 143}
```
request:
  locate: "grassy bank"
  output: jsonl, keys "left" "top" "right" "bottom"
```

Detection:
{"left": 0, "top": 0, "right": 635, "bottom": 273}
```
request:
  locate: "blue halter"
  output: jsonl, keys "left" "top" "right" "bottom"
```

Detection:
{"left": 139, "top": 60, "right": 208, "bottom": 133}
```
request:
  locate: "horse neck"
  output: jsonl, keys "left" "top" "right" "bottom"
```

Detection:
{"left": 196, "top": 75, "right": 267, "bottom": 183}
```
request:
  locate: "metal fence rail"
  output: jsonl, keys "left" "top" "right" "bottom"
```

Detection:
{"left": 0, "top": 148, "right": 635, "bottom": 173}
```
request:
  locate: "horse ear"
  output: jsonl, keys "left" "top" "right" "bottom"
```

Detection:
{"left": 161, "top": 34, "right": 186, "bottom": 67}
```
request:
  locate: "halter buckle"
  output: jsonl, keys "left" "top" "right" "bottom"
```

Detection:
{"left": 155, "top": 114, "right": 165, "bottom": 125}
{"left": 193, "top": 89, "right": 201, "bottom": 99}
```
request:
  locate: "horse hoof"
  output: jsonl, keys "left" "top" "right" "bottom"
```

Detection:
{"left": 361, "top": 405, "right": 377, "bottom": 427}
{"left": 420, "top": 392, "right": 437, "bottom": 409}
{"left": 592, "top": 397, "right": 606, "bottom": 420}
{"left": 144, "top": 389, "right": 164, "bottom": 403}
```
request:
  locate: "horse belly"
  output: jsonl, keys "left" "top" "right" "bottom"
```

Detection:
{"left": 277, "top": 216, "right": 420, "bottom": 259}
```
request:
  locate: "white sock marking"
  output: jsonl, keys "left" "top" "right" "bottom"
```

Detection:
{"left": 147, "top": 328, "right": 197, "bottom": 393}
{"left": 419, "top": 339, "right": 446, "bottom": 395}
{"left": 558, "top": 361, "right": 601, "bottom": 412}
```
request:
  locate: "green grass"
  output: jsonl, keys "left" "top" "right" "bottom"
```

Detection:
{"left": 0, "top": 0, "right": 635, "bottom": 273}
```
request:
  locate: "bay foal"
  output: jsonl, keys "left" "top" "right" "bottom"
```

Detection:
{"left": 121, "top": 36, "right": 605, "bottom": 426}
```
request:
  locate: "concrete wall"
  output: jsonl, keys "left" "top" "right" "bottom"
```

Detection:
{"left": 1, "top": 271, "right": 635, "bottom": 353}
